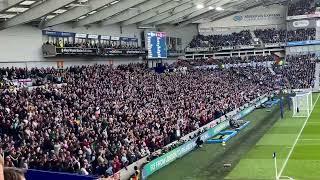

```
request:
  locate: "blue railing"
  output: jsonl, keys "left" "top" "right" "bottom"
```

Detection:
{"left": 26, "top": 169, "right": 97, "bottom": 180}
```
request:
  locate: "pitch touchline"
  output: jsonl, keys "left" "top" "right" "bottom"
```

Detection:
{"left": 305, "top": 122, "right": 320, "bottom": 124}
{"left": 299, "top": 139, "right": 320, "bottom": 141}
{"left": 277, "top": 94, "right": 320, "bottom": 179}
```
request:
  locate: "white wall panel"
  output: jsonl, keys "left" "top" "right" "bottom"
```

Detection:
{"left": 158, "top": 24, "right": 198, "bottom": 49}
{"left": 199, "top": 5, "right": 287, "bottom": 35}
{"left": 0, "top": 58, "right": 144, "bottom": 68}
{"left": 46, "top": 24, "right": 143, "bottom": 43}
{"left": 0, "top": 22, "right": 188, "bottom": 68}
{"left": 0, "top": 25, "right": 43, "bottom": 62}
{"left": 0, "top": 24, "right": 145, "bottom": 65}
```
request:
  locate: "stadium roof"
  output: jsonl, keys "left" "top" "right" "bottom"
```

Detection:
{"left": 0, "top": 0, "right": 286, "bottom": 29}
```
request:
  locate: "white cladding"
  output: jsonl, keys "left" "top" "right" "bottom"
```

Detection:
{"left": 0, "top": 23, "right": 192, "bottom": 67}
{"left": 198, "top": 5, "right": 286, "bottom": 35}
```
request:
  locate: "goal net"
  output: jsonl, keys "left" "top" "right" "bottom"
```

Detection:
{"left": 291, "top": 91, "right": 312, "bottom": 118}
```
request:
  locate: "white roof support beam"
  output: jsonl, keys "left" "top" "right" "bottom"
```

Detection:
{"left": 0, "top": 0, "right": 26, "bottom": 12}
{"left": 138, "top": 0, "right": 208, "bottom": 25}
{"left": 121, "top": 0, "right": 193, "bottom": 26}
{"left": 100, "top": 0, "right": 172, "bottom": 26}
{"left": 45, "top": 0, "right": 116, "bottom": 27}
{"left": 1, "top": 0, "right": 77, "bottom": 29}
{"left": 75, "top": 0, "right": 149, "bottom": 27}
{"left": 155, "top": 0, "right": 224, "bottom": 25}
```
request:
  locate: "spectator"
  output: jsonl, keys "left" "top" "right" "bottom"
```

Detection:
{"left": 288, "top": 0, "right": 315, "bottom": 16}
{"left": 287, "top": 28, "right": 316, "bottom": 42}
{"left": 3, "top": 168, "right": 25, "bottom": 180}
{"left": 188, "top": 30, "right": 252, "bottom": 48}
{"left": 254, "top": 28, "right": 287, "bottom": 43}
{"left": 0, "top": 60, "right": 312, "bottom": 178}
{"left": 273, "top": 54, "right": 316, "bottom": 89}
{"left": 1, "top": 154, "right": 4, "bottom": 180}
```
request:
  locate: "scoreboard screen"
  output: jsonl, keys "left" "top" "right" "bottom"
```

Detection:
{"left": 146, "top": 31, "right": 167, "bottom": 59}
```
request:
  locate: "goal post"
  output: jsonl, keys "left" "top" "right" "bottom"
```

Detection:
{"left": 278, "top": 176, "right": 295, "bottom": 180}
{"left": 291, "top": 91, "right": 313, "bottom": 118}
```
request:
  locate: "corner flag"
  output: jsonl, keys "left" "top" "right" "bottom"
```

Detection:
{"left": 273, "top": 152, "right": 278, "bottom": 178}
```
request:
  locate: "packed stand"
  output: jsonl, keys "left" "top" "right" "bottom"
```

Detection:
{"left": 273, "top": 54, "right": 316, "bottom": 89}
{"left": 45, "top": 41, "right": 139, "bottom": 49}
{"left": 188, "top": 30, "right": 253, "bottom": 48}
{"left": 0, "top": 67, "right": 65, "bottom": 87}
{"left": 188, "top": 28, "right": 318, "bottom": 50}
{"left": 0, "top": 63, "right": 278, "bottom": 178}
{"left": 172, "top": 55, "right": 275, "bottom": 67}
{"left": 287, "top": 0, "right": 315, "bottom": 16}
{"left": 254, "top": 28, "right": 287, "bottom": 43}
{"left": 287, "top": 28, "right": 316, "bottom": 42}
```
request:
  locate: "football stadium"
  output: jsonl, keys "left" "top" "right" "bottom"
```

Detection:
{"left": 0, "top": 0, "right": 320, "bottom": 180}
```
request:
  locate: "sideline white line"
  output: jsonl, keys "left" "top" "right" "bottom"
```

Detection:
{"left": 305, "top": 122, "right": 320, "bottom": 124}
{"left": 299, "top": 139, "right": 320, "bottom": 141}
{"left": 277, "top": 94, "right": 320, "bottom": 179}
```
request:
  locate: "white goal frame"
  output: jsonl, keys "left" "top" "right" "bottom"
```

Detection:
{"left": 291, "top": 91, "right": 313, "bottom": 118}
{"left": 278, "top": 176, "right": 295, "bottom": 180}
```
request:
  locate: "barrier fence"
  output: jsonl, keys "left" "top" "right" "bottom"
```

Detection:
{"left": 26, "top": 170, "right": 120, "bottom": 180}
{"left": 26, "top": 169, "right": 97, "bottom": 180}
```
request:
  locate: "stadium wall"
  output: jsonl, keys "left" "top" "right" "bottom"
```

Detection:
{"left": 198, "top": 4, "right": 287, "bottom": 35}
{"left": 0, "top": 24, "right": 143, "bottom": 64}
{"left": 0, "top": 23, "right": 194, "bottom": 67}
{"left": 157, "top": 24, "right": 198, "bottom": 49}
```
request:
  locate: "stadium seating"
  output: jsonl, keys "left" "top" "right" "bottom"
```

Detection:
{"left": 188, "top": 30, "right": 252, "bottom": 48}
{"left": 188, "top": 28, "right": 317, "bottom": 49}
{"left": 287, "top": 0, "right": 315, "bottom": 16}
{"left": 0, "top": 63, "right": 278, "bottom": 178}
{"left": 172, "top": 55, "right": 275, "bottom": 67}
{"left": 254, "top": 29, "right": 287, "bottom": 43}
{"left": 287, "top": 28, "right": 316, "bottom": 42}
{"left": 273, "top": 54, "right": 316, "bottom": 89}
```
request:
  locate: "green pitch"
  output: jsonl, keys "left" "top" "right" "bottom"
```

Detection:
{"left": 227, "top": 93, "right": 320, "bottom": 180}
{"left": 148, "top": 93, "right": 320, "bottom": 180}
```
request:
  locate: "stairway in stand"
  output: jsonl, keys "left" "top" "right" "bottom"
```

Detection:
{"left": 268, "top": 66, "right": 276, "bottom": 75}
{"left": 314, "top": 63, "right": 320, "bottom": 91}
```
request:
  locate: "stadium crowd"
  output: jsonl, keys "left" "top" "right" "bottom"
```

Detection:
{"left": 287, "top": 28, "right": 316, "bottom": 42}
{"left": 254, "top": 29, "right": 287, "bottom": 43}
{"left": 188, "top": 30, "right": 252, "bottom": 48}
{"left": 173, "top": 55, "right": 275, "bottom": 67}
{"left": 46, "top": 41, "right": 139, "bottom": 50}
{"left": 273, "top": 54, "right": 316, "bottom": 89}
{"left": 188, "top": 28, "right": 317, "bottom": 49}
{"left": 0, "top": 62, "right": 278, "bottom": 178}
{"left": 287, "top": 0, "right": 315, "bottom": 16}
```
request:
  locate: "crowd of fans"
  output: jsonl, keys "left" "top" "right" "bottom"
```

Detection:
{"left": 0, "top": 62, "right": 279, "bottom": 178}
{"left": 173, "top": 55, "right": 275, "bottom": 67}
{"left": 287, "top": 28, "right": 316, "bottom": 42}
{"left": 188, "top": 30, "right": 252, "bottom": 48}
{"left": 45, "top": 41, "right": 140, "bottom": 49}
{"left": 0, "top": 51, "right": 317, "bottom": 179}
{"left": 273, "top": 54, "right": 316, "bottom": 89}
{"left": 188, "top": 28, "right": 317, "bottom": 49}
{"left": 288, "top": 0, "right": 315, "bottom": 16}
{"left": 254, "top": 29, "right": 287, "bottom": 43}
{"left": 0, "top": 67, "right": 64, "bottom": 88}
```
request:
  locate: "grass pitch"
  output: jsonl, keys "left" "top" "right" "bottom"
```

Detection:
{"left": 148, "top": 93, "right": 320, "bottom": 180}
{"left": 227, "top": 93, "right": 320, "bottom": 180}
